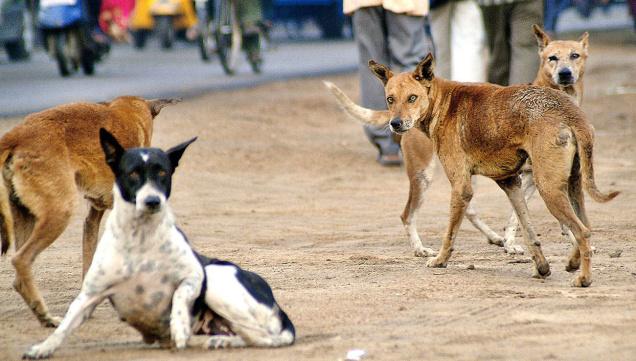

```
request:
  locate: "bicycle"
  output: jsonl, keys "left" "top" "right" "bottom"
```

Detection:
{"left": 195, "top": 0, "right": 263, "bottom": 75}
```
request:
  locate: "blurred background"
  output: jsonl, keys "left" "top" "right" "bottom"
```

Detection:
{"left": 0, "top": 0, "right": 634, "bottom": 116}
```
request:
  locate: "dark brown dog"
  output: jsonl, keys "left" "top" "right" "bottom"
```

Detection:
{"left": 326, "top": 54, "right": 618, "bottom": 287}
{"left": 0, "top": 96, "right": 178, "bottom": 326}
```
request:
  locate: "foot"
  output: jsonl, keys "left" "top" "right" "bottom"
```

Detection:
{"left": 565, "top": 258, "right": 580, "bottom": 272}
{"left": 487, "top": 235, "right": 505, "bottom": 247}
{"left": 205, "top": 335, "right": 246, "bottom": 349}
{"left": 23, "top": 342, "right": 55, "bottom": 359}
{"left": 414, "top": 246, "right": 436, "bottom": 258}
{"left": 426, "top": 255, "right": 448, "bottom": 268}
{"left": 503, "top": 240, "right": 525, "bottom": 255}
{"left": 377, "top": 153, "right": 402, "bottom": 166}
{"left": 39, "top": 315, "right": 62, "bottom": 328}
{"left": 571, "top": 274, "right": 592, "bottom": 287}
{"left": 531, "top": 261, "right": 551, "bottom": 279}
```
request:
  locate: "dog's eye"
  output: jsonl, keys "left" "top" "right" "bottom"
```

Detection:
{"left": 128, "top": 171, "right": 140, "bottom": 181}
{"left": 386, "top": 96, "right": 394, "bottom": 104}
{"left": 570, "top": 53, "right": 580, "bottom": 60}
{"left": 408, "top": 95, "right": 418, "bottom": 103}
{"left": 158, "top": 170, "right": 167, "bottom": 177}
{"left": 548, "top": 55, "right": 558, "bottom": 62}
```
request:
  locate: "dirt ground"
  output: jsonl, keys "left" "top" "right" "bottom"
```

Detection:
{"left": 1, "top": 34, "right": 635, "bottom": 361}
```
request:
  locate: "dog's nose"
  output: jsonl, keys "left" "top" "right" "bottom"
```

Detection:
{"left": 144, "top": 196, "right": 161, "bottom": 209}
{"left": 558, "top": 68, "right": 572, "bottom": 80}
{"left": 390, "top": 118, "right": 402, "bottom": 129}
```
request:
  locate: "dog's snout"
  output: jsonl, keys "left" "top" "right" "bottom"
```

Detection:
{"left": 390, "top": 118, "right": 402, "bottom": 129}
{"left": 144, "top": 196, "right": 161, "bottom": 209}
{"left": 558, "top": 68, "right": 572, "bottom": 80}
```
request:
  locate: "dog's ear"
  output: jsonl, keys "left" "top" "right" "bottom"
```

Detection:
{"left": 368, "top": 60, "right": 393, "bottom": 85}
{"left": 532, "top": 24, "right": 551, "bottom": 51}
{"left": 166, "top": 137, "right": 197, "bottom": 170}
{"left": 147, "top": 98, "right": 181, "bottom": 118}
{"left": 413, "top": 53, "right": 434, "bottom": 83}
{"left": 578, "top": 31, "right": 589, "bottom": 50}
{"left": 99, "top": 128, "right": 125, "bottom": 173}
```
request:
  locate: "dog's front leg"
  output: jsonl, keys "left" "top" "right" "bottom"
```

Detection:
{"left": 171, "top": 276, "right": 202, "bottom": 350}
{"left": 427, "top": 175, "right": 472, "bottom": 268}
{"left": 23, "top": 291, "right": 106, "bottom": 359}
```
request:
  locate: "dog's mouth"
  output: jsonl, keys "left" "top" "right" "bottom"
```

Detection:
{"left": 390, "top": 127, "right": 408, "bottom": 135}
{"left": 558, "top": 78, "right": 575, "bottom": 86}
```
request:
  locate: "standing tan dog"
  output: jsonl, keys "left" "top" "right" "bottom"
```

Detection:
{"left": 325, "top": 53, "right": 618, "bottom": 287}
{"left": 328, "top": 26, "right": 592, "bottom": 258}
{"left": 495, "top": 25, "right": 591, "bottom": 250}
{"left": 0, "top": 96, "right": 178, "bottom": 326}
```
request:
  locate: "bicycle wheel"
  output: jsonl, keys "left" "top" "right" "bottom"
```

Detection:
{"left": 214, "top": 0, "right": 241, "bottom": 75}
{"left": 196, "top": 0, "right": 214, "bottom": 61}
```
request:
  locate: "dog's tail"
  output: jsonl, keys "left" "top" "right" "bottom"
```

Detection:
{"left": 571, "top": 121, "right": 620, "bottom": 203}
{"left": 323, "top": 81, "right": 391, "bottom": 127}
{"left": 0, "top": 146, "right": 14, "bottom": 256}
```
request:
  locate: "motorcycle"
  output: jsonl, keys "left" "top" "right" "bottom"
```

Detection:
{"left": 130, "top": 0, "right": 197, "bottom": 49}
{"left": 38, "top": 0, "right": 108, "bottom": 76}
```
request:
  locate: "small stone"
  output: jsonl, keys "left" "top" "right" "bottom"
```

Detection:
{"left": 609, "top": 249, "right": 623, "bottom": 258}
{"left": 467, "top": 264, "right": 475, "bottom": 270}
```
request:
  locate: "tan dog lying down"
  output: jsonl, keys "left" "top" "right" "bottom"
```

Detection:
{"left": 0, "top": 96, "right": 178, "bottom": 326}
{"left": 326, "top": 53, "right": 618, "bottom": 287}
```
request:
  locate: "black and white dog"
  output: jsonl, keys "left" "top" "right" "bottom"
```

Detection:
{"left": 24, "top": 129, "right": 295, "bottom": 359}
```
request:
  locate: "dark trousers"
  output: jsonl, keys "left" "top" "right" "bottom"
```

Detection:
{"left": 352, "top": 7, "right": 433, "bottom": 156}
{"left": 481, "top": 0, "right": 543, "bottom": 86}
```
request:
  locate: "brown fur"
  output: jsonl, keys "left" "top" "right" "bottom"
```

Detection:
{"left": 0, "top": 96, "right": 178, "bottom": 326}
{"left": 326, "top": 53, "right": 618, "bottom": 287}
{"left": 325, "top": 26, "right": 598, "bottom": 257}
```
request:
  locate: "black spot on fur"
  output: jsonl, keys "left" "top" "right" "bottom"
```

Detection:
{"left": 135, "top": 285, "right": 145, "bottom": 294}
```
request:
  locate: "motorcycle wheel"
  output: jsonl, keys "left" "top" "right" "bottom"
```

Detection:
{"left": 48, "top": 33, "right": 71, "bottom": 77}
{"left": 156, "top": 16, "right": 174, "bottom": 50}
{"left": 132, "top": 30, "right": 148, "bottom": 49}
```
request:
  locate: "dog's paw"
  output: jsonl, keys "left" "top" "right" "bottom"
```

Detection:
{"left": 205, "top": 336, "right": 244, "bottom": 349}
{"left": 487, "top": 235, "right": 505, "bottom": 247}
{"left": 426, "top": 256, "right": 447, "bottom": 268}
{"left": 414, "top": 246, "right": 437, "bottom": 258}
{"left": 571, "top": 274, "right": 592, "bottom": 288}
{"left": 531, "top": 262, "right": 551, "bottom": 279}
{"left": 39, "top": 315, "right": 62, "bottom": 328}
{"left": 503, "top": 241, "right": 524, "bottom": 255}
{"left": 23, "top": 343, "right": 54, "bottom": 359}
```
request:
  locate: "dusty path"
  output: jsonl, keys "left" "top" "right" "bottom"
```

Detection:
{"left": 1, "top": 36, "right": 635, "bottom": 361}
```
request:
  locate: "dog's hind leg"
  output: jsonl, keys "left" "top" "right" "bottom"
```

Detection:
{"left": 563, "top": 153, "right": 590, "bottom": 273}
{"left": 10, "top": 163, "right": 77, "bottom": 327}
{"left": 464, "top": 177, "right": 510, "bottom": 250}
{"left": 401, "top": 162, "right": 436, "bottom": 257}
{"left": 532, "top": 125, "right": 592, "bottom": 287}
{"left": 496, "top": 176, "right": 551, "bottom": 279}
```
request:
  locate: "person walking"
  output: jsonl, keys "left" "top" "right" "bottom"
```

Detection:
{"left": 344, "top": 0, "right": 434, "bottom": 166}
{"left": 478, "top": 0, "right": 544, "bottom": 85}
{"left": 429, "top": 0, "right": 487, "bottom": 82}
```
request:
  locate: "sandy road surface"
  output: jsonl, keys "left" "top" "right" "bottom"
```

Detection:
{"left": 0, "top": 36, "right": 635, "bottom": 361}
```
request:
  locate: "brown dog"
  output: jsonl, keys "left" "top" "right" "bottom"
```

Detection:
{"left": 326, "top": 53, "right": 618, "bottom": 287}
{"left": 328, "top": 27, "right": 592, "bottom": 258}
{"left": 0, "top": 96, "right": 178, "bottom": 326}
{"left": 493, "top": 25, "right": 591, "bottom": 250}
